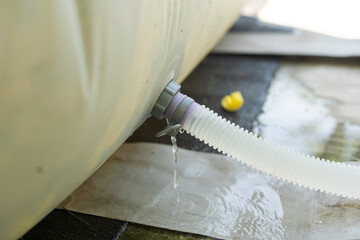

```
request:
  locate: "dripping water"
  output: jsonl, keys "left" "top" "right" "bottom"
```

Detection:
{"left": 171, "top": 135, "right": 179, "bottom": 189}
{"left": 165, "top": 118, "right": 181, "bottom": 189}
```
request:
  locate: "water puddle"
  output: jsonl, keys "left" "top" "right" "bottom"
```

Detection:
{"left": 144, "top": 172, "right": 285, "bottom": 239}
{"left": 144, "top": 189, "right": 217, "bottom": 228}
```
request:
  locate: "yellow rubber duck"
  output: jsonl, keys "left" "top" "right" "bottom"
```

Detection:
{"left": 221, "top": 91, "right": 244, "bottom": 112}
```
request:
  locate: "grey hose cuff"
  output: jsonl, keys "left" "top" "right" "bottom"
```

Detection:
{"left": 151, "top": 80, "right": 180, "bottom": 120}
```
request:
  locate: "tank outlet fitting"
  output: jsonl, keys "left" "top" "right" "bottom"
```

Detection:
{"left": 152, "top": 80, "right": 195, "bottom": 125}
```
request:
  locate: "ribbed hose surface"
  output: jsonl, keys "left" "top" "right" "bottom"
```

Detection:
{"left": 183, "top": 105, "right": 360, "bottom": 199}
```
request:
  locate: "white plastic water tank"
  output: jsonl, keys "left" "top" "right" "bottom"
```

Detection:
{"left": 0, "top": 1, "right": 245, "bottom": 238}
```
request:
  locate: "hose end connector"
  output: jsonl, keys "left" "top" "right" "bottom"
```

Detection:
{"left": 152, "top": 80, "right": 195, "bottom": 125}
{"left": 151, "top": 80, "right": 181, "bottom": 120}
{"left": 152, "top": 81, "right": 197, "bottom": 137}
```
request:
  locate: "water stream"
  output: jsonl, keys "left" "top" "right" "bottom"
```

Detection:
{"left": 171, "top": 135, "right": 179, "bottom": 189}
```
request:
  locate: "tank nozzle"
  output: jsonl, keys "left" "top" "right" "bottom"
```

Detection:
{"left": 152, "top": 80, "right": 195, "bottom": 125}
{"left": 152, "top": 80, "right": 195, "bottom": 137}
